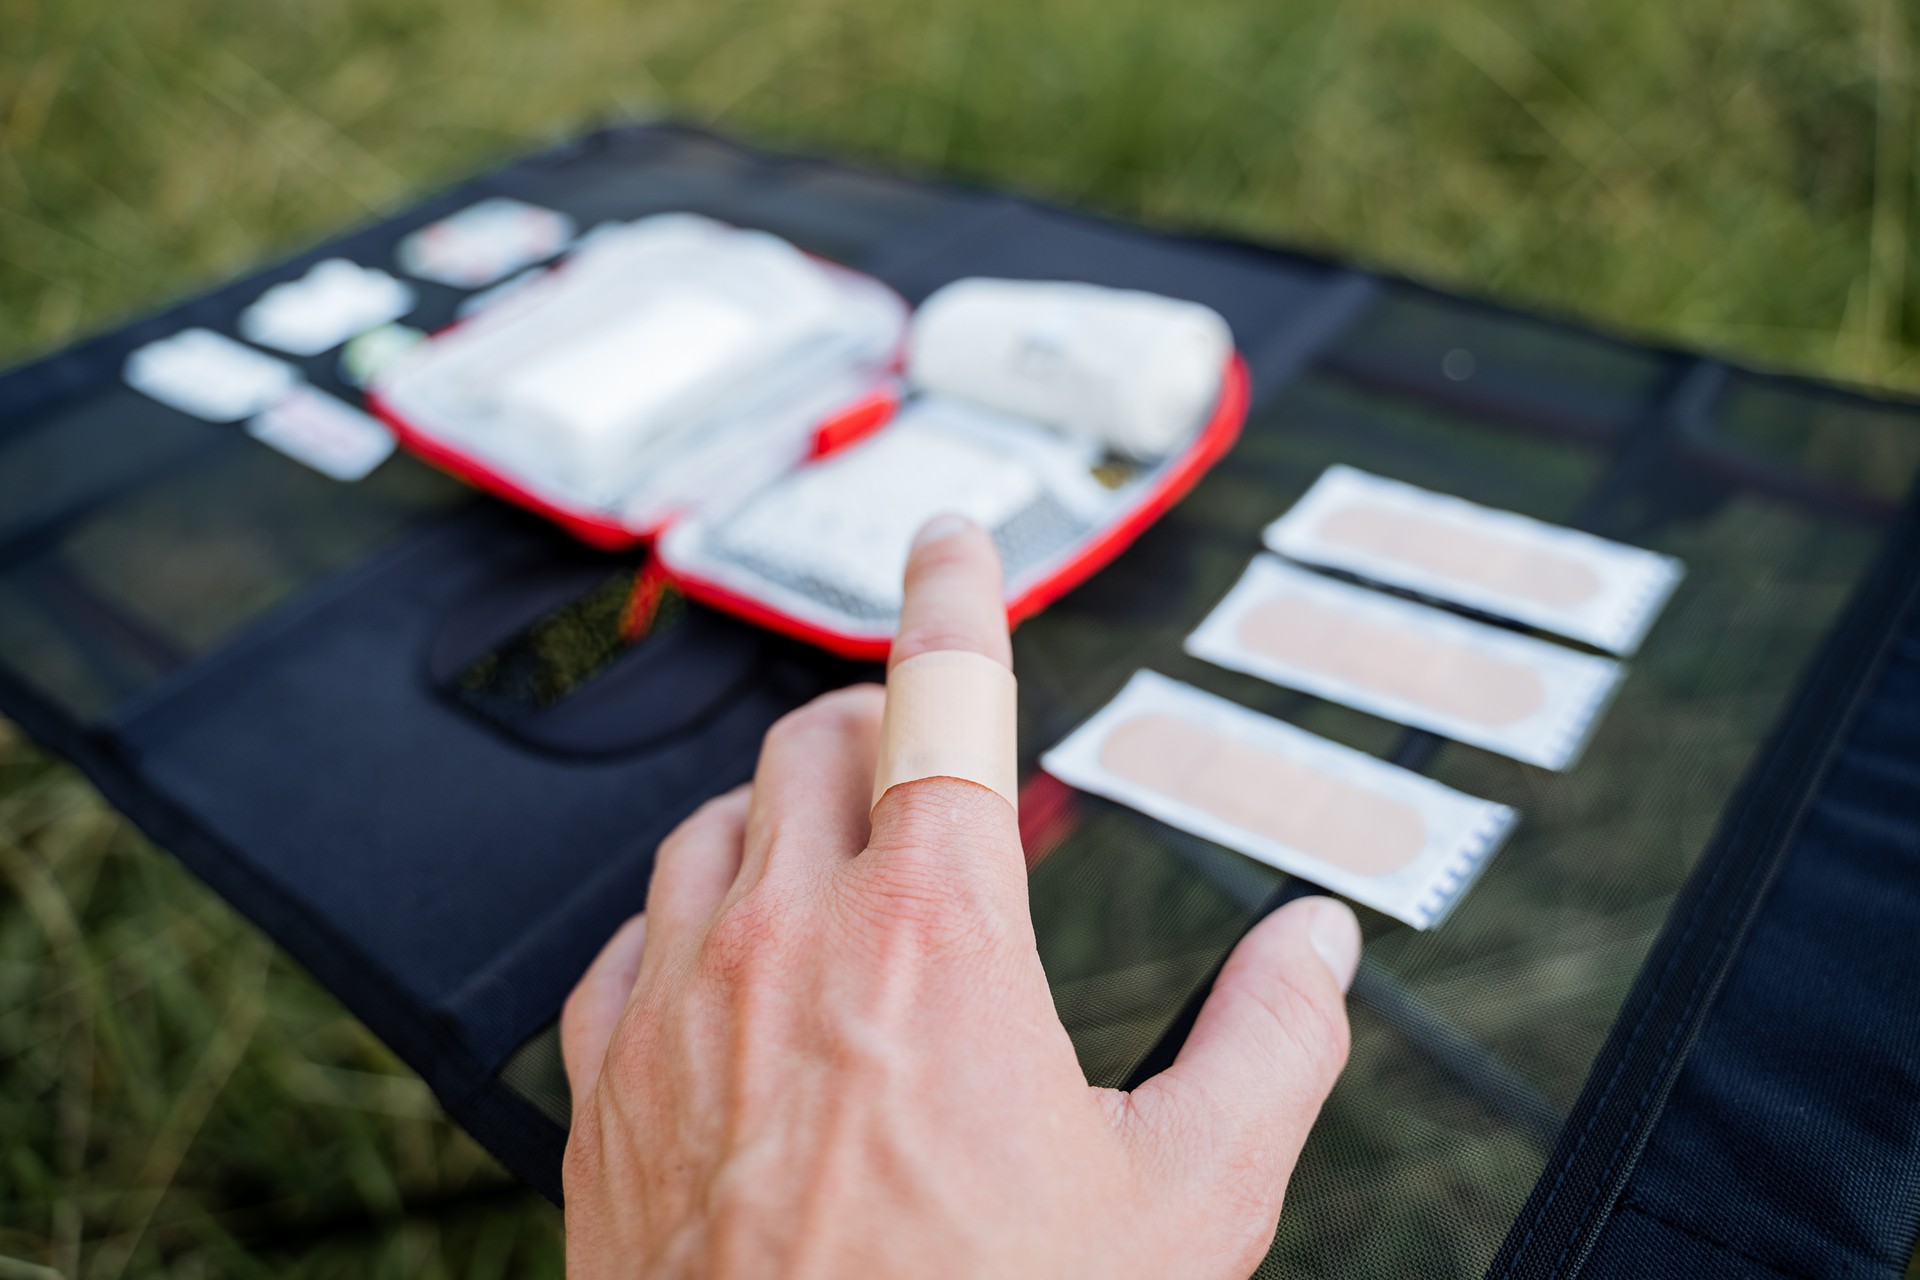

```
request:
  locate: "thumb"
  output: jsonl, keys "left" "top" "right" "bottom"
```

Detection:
{"left": 1123, "top": 897, "right": 1358, "bottom": 1208}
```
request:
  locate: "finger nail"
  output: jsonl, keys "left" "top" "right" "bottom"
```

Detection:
{"left": 1306, "top": 897, "right": 1362, "bottom": 994}
{"left": 911, "top": 513, "right": 974, "bottom": 551}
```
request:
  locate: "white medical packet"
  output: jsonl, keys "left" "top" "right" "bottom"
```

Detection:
{"left": 246, "top": 386, "right": 396, "bottom": 482}
{"left": 239, "top": 259, "right": 416, "bottom": 356}
{"left": 123, "top": 329, "right": 298, "bottom": 423}
{"left": 1264, "top": 466, "right": 1683, "bottom": 655}
{"left": 1186, "top": 556, "right": 1623, "bottom": 770}
{"left": 1041, "top": 671, "right": 1516, "bottom": 929}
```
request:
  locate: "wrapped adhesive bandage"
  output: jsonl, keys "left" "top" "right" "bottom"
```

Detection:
{"left": 873, "top": 650, "right": 1019, "bottom": 811}
{"left": 1042, "top": 672, "right": 1516, "bottom": 929}
{"left": 908, "top": 279, "right": 1234, "bottom": 461}
{"left": 1186, "top": 557, "right": 1623, "bottom": 770}
{"left": 1265, "top": 466, "right": 1684, "bottom": 655}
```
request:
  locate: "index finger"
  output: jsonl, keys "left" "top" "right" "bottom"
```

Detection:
{"left": 888, "top": 514, "right": 1012, "bottom": 673}
{"left": 868, "top": 516, "right": 1020, "bottom": 849}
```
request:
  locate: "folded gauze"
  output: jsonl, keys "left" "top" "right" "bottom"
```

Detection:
{"left": 906, "top": 279, "right": 1233, "bottom": 461}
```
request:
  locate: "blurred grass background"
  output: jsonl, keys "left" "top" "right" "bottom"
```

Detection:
{"left": 2, "top": 0, "right": 1916, "bottom": 1275}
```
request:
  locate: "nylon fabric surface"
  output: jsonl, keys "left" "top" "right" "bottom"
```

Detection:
{"left": 1577, "top": 572, "right": 1920, "bottom": 1278}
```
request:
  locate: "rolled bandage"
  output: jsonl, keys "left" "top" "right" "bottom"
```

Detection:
{"left": 872, "top": 650, "right": 1020, "bottom": 811}
{"left": 906, "top": 278, "right": 1233, "bottom": 461}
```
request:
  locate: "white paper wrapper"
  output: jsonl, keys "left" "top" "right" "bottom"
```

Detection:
{"left": 669, "top": 395, "right": 1110, "bottom": 626}
{"left": 396, "top": 198, "right": 575, "bottom": 288}
{"left": 1265, "top": 466, "right": 1683, "bottom": 655}
{"left": 123, "top": 329, "right": 298, "bottom": 424}
{"left": 239, "top": 259, "right": 415, "bottom": 356}
{"left": 246, "top": 387, "right": 395, "bottom": 482}
{"left": 1187, "top": 556, "right": 1623, "bottom": 770}
{"left": 1041, "top": 672, "right": 1516, "bottom": 929}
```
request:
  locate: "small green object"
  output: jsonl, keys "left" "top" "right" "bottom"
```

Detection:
{"left": 338, "top": 323, "right": 425, "bottom": 389}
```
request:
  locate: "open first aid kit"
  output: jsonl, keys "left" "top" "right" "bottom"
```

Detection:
{"left": 367, "top": 213, "right": 1249, "bottom": 658}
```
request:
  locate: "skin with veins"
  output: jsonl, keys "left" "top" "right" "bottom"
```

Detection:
{"left": 1236, "top": 596, "right": 1547, "bottom": 728}
{"left": 1099, "top": 712, "right": 1425, "bottom": 876}
{"left": 1317, "top": 500, "right": 1603, "bottom": 609}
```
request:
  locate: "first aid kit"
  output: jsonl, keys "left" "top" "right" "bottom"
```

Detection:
{"left": 367, "top": 212, "right": 1249, "bottom": 657}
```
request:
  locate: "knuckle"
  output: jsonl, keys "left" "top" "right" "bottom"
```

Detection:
{"left": 682, "top": 786, "right": 745, "bottom": 832}
{"left": 759, "top": 708, "right": 813, "bottom": 756}
{"left": 657, "top": 792, "right": 742, "bottom": 868}
{"left": 654, "top": 819, "right": 704, "bottom": 869}
{"left": 871, "top": 778, "right": 1014, "bottom": 852}
{"left": 842, "top": 846, "right": 1016, "bottom": 958}
{"left": 822, "top": 680, "right": 886, "bottom": 714}
{"left": 765, "top": 685, "right": 882, "bottom": 752}
{"left": 697, "top": 888, "right": 791, "bottom": 981}
{"left": 859, "top": 854, "right": 957, "bottom": 923}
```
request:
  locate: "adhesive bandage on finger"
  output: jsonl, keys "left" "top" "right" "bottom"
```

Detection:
{"left": 872, "top": 649, "right": 1020, "bottom": 811}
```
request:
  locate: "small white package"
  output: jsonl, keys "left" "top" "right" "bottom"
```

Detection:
{"left": 708, "top": 407, "right": 1047, "bottom": 609}
{"left": 670, "top": 394, "right": 1112, "bottom": 625}
{"left": 246, "top": 386, "right": 396, "bottom": 481}
{"left": 397, "top": 198, "right": 576, "bottom": 288}
{"left": 239, "top": 259, "right": 416, "bottom": 356}
{"left": 1186, "top": 556, "right": 1622, "bottom": 769}
{"left": 123, "top": 329, "right": 298, "bottom": 423}
{"left": 1041, "top": 671, "right": 1515, "bottom": 929}
{"left": 1264, "top": 466, "right": 1683, "bottom": 655}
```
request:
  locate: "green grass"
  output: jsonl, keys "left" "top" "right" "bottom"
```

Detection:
{"left": 2, "top": 0, "right": 1916, "bottom": 1275}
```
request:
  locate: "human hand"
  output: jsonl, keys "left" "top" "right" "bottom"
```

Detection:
{"left": 559, "top": 516, "right": 1360, "bottom": 1279}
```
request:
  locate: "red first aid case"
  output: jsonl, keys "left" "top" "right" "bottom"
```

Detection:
{"left": 370, "top": 213, "right": 1250, "bottom": 659}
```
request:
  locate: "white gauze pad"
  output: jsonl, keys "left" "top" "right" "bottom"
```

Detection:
{"left": 713, "top": 411, "right": 1044, "bottom": 609}
{"left": 1041, "top": 671, "right": 1515, "bottom": 929}
{"left": 1186, "top": 557, "right": 1622, "bottom": 770}
{"left": 1264, "top": 466, "right": 1683, "bottom": 655}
